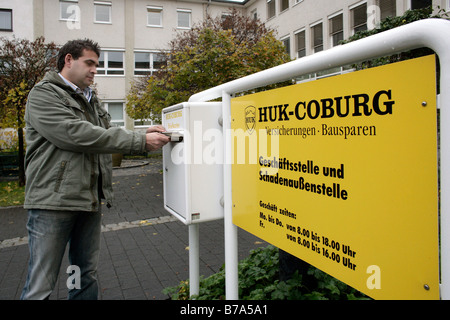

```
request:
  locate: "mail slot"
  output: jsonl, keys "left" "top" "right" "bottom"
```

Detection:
{"left": 162, "top": 102, "right": 224, "bottom": 224}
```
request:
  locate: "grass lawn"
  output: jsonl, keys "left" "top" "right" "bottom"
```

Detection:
{"left": 0, "top": 180, "right": 25, "bottom": 207}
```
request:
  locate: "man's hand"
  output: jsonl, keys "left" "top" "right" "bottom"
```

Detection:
{"left": 146, "top": 125, "right": 166, "bottom": 134}
{"left": 145, "top": 125, "right": 170, "bottom": 151}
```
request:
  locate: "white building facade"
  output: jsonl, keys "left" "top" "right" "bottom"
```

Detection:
{"left": 1, "top": 0, "right": 448, "bottom": 130}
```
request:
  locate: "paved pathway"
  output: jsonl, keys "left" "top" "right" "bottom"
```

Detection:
{"left": 0, "top": 158, "right": 267, "bottom": 300}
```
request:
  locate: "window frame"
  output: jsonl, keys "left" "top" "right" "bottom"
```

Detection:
{"left": 410, "top": 0, "right": 432, "bottom": 10}
{"left": 134, "top": 51, "right": 166, "bottom": 76}
{"left": 97, "top": 50, "right": 125, "bottom": 76}
{"left": 251, "top": 9, "right": 257, "bottom": 20}
{"left": 267, "top": 0, "right": 276, "bottom": 19}
{"left": 177, "top": 9, "right": 191, "bottom": 29}
{"left": 329, "top": 12, "right": 343, "bottom": 47}
{"left": 134, "top": 118, "right": 156, "bottom": 129}
{"left": 280, "top": 35, "right": 291, "bottom": 56}
{"left": 94, "top": 1, "right": 112, "bottom": 24}
{"left": 147, "top": 6, "right": 163, "bottom": 27}
{"left": 295, "top": 28, "right": 306, "bottom": 58}
{"left": 311, "top": 21, "right": 323, "bottom": 54}
{"left": 103, "top": 101, "right": 125, "bottom": 127}
{"left": 60, "top": 0, "right": 79, "bottom": 21}
{"left": 379, "top": 0, "right": 396, "bottom": 20}
{"left": 350, "top": 1, "right": 368, "bottom": 35}
{"left": 280, "top": 0, "right": 289, "bottom": 13}
{"left": 0, "top": 8, "right": 13, "bottom": 32}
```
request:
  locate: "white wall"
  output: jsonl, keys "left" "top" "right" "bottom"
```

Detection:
{"left": 0, "top": 0, "right": 34, "bottom": 39}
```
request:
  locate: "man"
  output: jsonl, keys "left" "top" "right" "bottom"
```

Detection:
{"left": 20, "top": 39, "right": 169, "bottom": 299}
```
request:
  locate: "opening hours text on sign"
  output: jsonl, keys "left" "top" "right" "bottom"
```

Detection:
{"left": 230, "top": 55, "right": 439, "bottom": 300}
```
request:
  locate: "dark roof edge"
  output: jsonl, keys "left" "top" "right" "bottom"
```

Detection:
{"left": 210, "top": 0, "right": 251, "bottom": 5}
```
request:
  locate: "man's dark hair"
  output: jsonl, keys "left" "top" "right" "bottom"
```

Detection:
{"left": 57, "top": 39, "right": 100, "bottom": 72}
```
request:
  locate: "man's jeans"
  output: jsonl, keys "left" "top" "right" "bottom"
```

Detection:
{"left": 20, "top": 209, "right": 101, "bottom": 300}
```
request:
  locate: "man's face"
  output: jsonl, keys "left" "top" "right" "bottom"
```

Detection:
{"left": 63, "top": 49, "right": 99, "bottom": 89}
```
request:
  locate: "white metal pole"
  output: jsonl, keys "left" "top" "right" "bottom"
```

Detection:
{"left": 438, "top": 40, "right": 450, "bottom": 301}
{"left": 188, "top": 223, "right": 199, "bottom": 297}
{"left": 222, "top": 91, "right": 239, "bottom": 300}
{"left": 189, "top": 19, "right": 450, "bottom": 105}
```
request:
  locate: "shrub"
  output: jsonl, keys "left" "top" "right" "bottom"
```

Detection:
{"left": 163, "top": 245, "right": 370, "bottom": 300}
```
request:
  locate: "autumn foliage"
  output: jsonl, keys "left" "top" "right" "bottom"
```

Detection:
{"left": 0, "top": 36, "right": 58, "bottom": 185}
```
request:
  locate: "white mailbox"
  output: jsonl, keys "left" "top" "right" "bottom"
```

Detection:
{"left": 162, "top": 102, "right": 224, "bottom": 224}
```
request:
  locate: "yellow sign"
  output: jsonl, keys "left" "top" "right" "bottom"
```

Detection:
{"left": 231, "top": 55, "right": 439, "bottom": 300}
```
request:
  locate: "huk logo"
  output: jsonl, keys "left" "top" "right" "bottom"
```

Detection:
{"left": 245, "top": 106, "right": 256, "bottom": 134}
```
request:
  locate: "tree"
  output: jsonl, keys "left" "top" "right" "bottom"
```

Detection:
{"left": 126, "top": 9, "right": 291, "bottom": 122}
{"left": 0, "top": 36, "right": 58, "bottom": 186}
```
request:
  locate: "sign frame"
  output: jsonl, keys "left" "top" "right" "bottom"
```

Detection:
{"left": 187, "top": 19, "right": 450, "bottom": 300}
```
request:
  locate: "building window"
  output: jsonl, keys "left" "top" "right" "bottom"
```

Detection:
{"left": 251, "top": 9, "right": 257, "bottom": 20}
{"left": 281, "top": 36, "right": 290, "bottom": 56}
{"left": 0, "top": 9, "right": 12, "bottom": 31}
{"left": 177, "top": 9, "right": 191, "bottom": 29}
{"left": 280, "top": 0, "right": 289, "bottom": 12}
{"left": 98, "top": 50, "right": 124, "bottom": 76}
{"left": 147, "top": 6, "right": 162, "bottom": 27}
{"left": 295, "top": 29, "right": 306, "bottom": 58}
{"left": 379, "top": 0, "right": 396, "bottom": 20}
{"left": 311, "top": 22, "right": 323, "bottom": 53}
{"left": 60, "top": 0, "right": 79, "bottom": 21}
{"left": 104, "top": 102, "right": 124, "bottom": 127}
{"left": 267, "top": 0, "right": 276, "bottom": 19}
{"left": 351, "top": 2, "right": 367, "bottom": 34}
{"left": 94, "top": 1, "right": 111, "bottom": 24}
{"left": 134, "top": 118, "right": 155, "bottom": 127}
{"left": 134, "top": 51, "right": 166, "bottom": 76}
{"left": 411, "top": 0, "right": 432, "bottom": 9}
{"left": 329, "top": 13, "right": 343, "bottom": 47}
{"left": 221, "top": 12, "right": 232, "bottom": 23}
